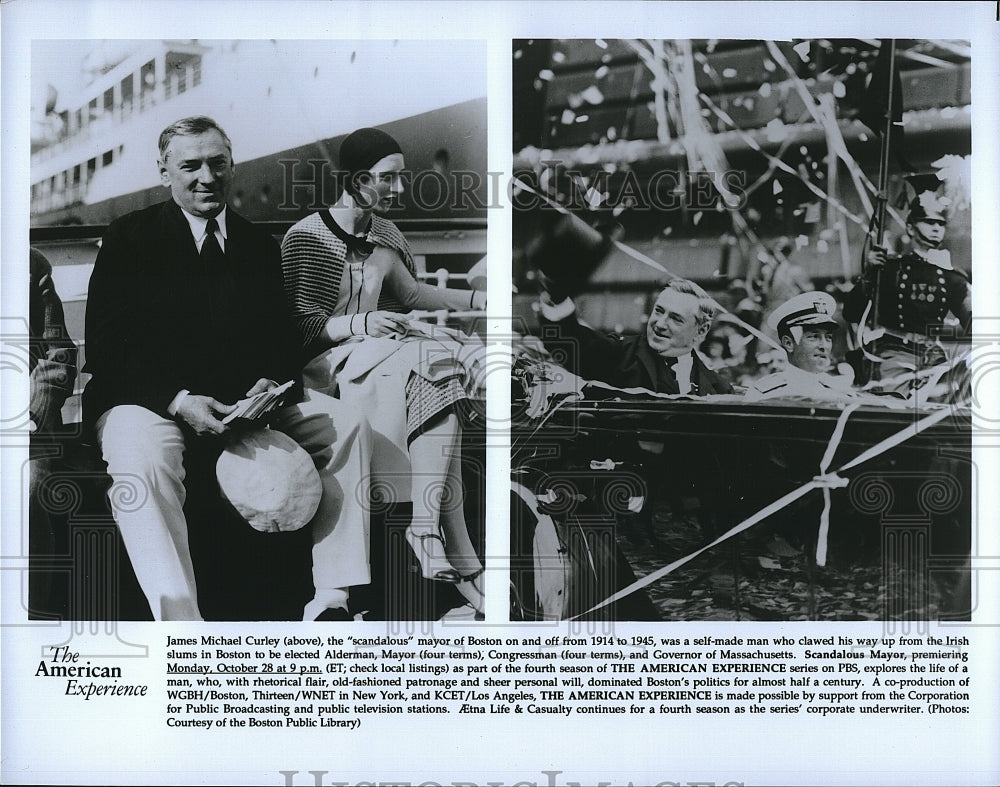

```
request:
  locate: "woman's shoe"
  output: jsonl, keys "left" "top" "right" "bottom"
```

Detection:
{"left": 404, "top": 529, "right": 461, "bottom": 584}
{"left": 455, "top": 567, "right": 485, "bottom": 615}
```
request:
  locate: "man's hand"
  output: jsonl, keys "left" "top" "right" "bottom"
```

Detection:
{"left": 175, "top": 394, "right": 235, "bottom": 436}
{"left": 365, "top": 311, "right": 410, "bottom": 338}
{"left": 859, "top": 325, "right": 886, "bottom": 344}
{"left": 244, "top": 378, "right": 277, "bottom": 397}
{"left": 538, "top": 290, "right": 576, "bottom": 322}
{"left": 866, "top": 246, "right": 888, "bottom": 268}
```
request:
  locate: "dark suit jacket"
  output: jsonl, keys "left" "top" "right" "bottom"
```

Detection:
{"left": 30, "top": 248, "right": 78, "bottom": 431}
{"left": 541, "top": 313, "right": 733, "bottom": 395}
{"left": 83, "top": 199, "right": 301, "bottom": 430}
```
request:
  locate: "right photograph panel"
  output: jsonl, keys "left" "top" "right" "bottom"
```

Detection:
{"left": 509, "top": 38, "right": 973, "bottom": 623}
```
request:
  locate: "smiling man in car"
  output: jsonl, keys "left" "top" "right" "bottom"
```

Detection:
{"left": 744, "top": 290, "right": 854, "bottom": 401}
{"left": 538, "top": 278, "right": 732, "bottom": 396}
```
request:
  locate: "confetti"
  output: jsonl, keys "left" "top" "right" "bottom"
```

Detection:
{"left": 765, "top": 117, "right": 788, "bottom": 142}
{"left": 585, "top": 187, "right": 606, "bottom": 210}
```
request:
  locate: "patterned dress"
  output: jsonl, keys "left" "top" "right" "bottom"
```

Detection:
{"left": 281, "top": 212, "right": 479, "bottom": 497}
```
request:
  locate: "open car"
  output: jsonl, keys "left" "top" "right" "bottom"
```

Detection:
{"left": 509, "top": 353, "right": 974, "bottom": 623}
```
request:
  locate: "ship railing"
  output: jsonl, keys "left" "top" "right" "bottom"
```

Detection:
{"left": 29, "top": 218, "right": 487, "bottom": 424}
{"left": 412, "top": 267, "right": 487, "bottom": 326}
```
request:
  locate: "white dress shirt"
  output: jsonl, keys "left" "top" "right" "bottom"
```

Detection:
{"left": 670, "top": 352, "right": 695, "bottom": 395}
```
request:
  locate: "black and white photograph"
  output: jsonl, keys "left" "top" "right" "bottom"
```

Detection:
{"left": 24, "top": 38, "right": 488, "bottom": 623}
{"left": 510, "top": 38, "right": 975, "bottom": 623}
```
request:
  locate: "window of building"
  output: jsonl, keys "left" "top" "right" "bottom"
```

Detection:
{"left": 121, "top": 73, "right": 134, "bottom": 116}
{"left": 140, "top": 60, "right": 156, "bottom": 109}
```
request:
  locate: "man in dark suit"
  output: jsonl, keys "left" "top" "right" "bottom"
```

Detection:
{"left": 84, "top": 116, "right": 371, "bottom": 621}
{"left": 538, "top": 278, "right": 733, "bottom": 552}
{"left": 539, "top": 278, "right": 733, "bottom": 396}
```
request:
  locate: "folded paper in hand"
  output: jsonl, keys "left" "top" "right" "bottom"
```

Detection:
{"left": 222, "top": 380, "right": 294, "bottom": 425}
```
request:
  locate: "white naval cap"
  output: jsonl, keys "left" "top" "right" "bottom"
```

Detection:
{"left": 767, "top": 291, "right": 839, "bottom": 336}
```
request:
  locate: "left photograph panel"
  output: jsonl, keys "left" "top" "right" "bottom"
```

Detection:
{"left": 26, "top": 39, "right": 488, "bottom": 623}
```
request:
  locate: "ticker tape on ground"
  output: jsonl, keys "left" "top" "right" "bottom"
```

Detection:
{"left": 512, "top": 177, "right": 785, "bottom": 354}
{"left": 571, "top": 402, "right": 954, "bottom": 619}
